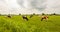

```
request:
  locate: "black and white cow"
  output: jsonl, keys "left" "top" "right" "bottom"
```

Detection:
{"left": 22, "top": 16, "right": 28, "bottom": 21}
{"left": 7, "top": 15, "right": 11, "bottom": 18}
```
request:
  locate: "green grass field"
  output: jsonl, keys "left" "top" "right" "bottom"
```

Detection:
{"left": 0, "top": 15, "right": 60, "bottom": 32}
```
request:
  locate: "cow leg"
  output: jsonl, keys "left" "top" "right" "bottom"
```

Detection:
{"left": 26, "top": 18, "right": 28, "bottom": 21}
{"left": 41, "top": 18, "right": 43, "bottom": 21}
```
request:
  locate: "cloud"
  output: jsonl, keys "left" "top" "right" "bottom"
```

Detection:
{"left": 44, "top": 0, "right": 60, "bottom": 14}
{"left": 0, "top": 0, "right": 60, "bottom": 14}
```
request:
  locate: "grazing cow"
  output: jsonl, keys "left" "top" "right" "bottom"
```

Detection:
{"left": 41, "top": 16, "right": 48, "bottom": 21}
{"left": 30, "top": 15, "right": 33, "bottom": 18}
{"left": 22, "top": 16, "right": 28, "bottom": 21}
{"left": 7, "top": 15, "right": 11, "bottom": 18}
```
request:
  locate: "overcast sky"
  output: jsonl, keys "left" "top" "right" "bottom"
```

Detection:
{"left": 0, "top": 0, "right": 60, "bottom": 14}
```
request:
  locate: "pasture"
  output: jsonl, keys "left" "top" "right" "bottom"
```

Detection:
{"left": 0, "top": 15, "right": 60, "bottom": 32}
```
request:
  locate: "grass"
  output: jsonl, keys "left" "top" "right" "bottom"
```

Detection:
{"left": 0, "top": 15, "right": 60, "bottom": 32}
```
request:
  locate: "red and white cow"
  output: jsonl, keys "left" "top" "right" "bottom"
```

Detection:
{"left": 41, "top": 16, "right": 48, "bottom": 21}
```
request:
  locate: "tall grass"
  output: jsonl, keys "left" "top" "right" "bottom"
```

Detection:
{"left": 0, "top": 15, "right": 60, "bottom": 32}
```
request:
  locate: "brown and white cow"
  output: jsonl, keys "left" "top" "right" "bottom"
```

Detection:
{"left": 41, "top": 16, "right": 48, "bottom": 21}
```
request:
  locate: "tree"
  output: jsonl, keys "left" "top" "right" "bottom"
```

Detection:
{"left": 19, "top": 13, "right": 21, "bottom": 15}
{"left": 42, "top": 13, "right": 45, "bottom": 15}
{"left": 53, "top": 13, "right": 56, "bottom": 15}
{"left": 33, "top": 13, "right": 35, "bottom": 15}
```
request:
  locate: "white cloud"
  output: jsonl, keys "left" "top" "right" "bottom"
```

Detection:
{"left": 44, "top": 0, "right": 60, "bottom": 14}
{"left": 0, "top": 0, "right": 60, "bottom": 14}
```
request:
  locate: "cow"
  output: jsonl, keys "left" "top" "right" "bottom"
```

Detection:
{"left": 22, "top": 16, "right": 28, "bottom": 21}
{"left": 7, "top": 15, "right": 11, "bottom": 18}
{"left": 30, "top": 15, "right": 33, "bottom": 18}
{"left": 41, "top": 16, "right": 48, "bottom": 21}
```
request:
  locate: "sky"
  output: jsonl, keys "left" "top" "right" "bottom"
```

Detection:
{"left": 0, "top": 0, "right": 60, "bottom": 14}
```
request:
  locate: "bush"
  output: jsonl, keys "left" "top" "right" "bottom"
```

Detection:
{"left": 53, "top": 13, "right": 56, "bottom": 15}
{"left": 42, "top": 13, "right": 45, "bottom": 15}
{"left": 19, "top": 13, "right": 21, "bottom": 15}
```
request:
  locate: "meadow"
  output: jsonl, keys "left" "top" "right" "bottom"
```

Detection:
{"left": 0, "top": 15, "right": 60, "bottom": 32}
